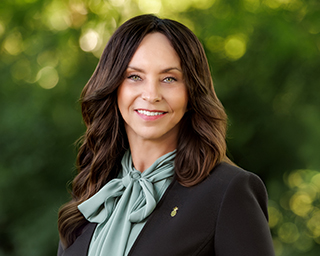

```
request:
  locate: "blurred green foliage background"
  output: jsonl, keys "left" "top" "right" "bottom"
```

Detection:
{"left": 0, "top": 0, "right": 319, "bottom": 255}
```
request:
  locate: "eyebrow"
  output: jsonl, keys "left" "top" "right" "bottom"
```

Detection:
{"left": 127, "top": 66, "right": 182, "bottom": 73}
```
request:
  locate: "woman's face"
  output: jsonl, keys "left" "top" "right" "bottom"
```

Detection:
{"left": 117, "top": 32, "right": 188, "bottom": 145}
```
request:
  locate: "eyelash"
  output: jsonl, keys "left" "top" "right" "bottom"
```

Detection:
{"left": 127, "top": 75, "right": 177, "bottom": 83}
{"left": 163, "top": 77, "right": 177, "bottom": 83}
{"left": 128, "top": 74, "right": 142, "bottom": 81}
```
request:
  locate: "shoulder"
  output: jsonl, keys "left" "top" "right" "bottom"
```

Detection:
{"left": 201, "top": 162, "right": 270, "bottom": 228}
{"left": 209, "top": 161, "right": 264, "bottom": 184}
{"left": 199, "top": 162, "right": 268, "bottom": 200}
{"left": 190, "top": 162, "right": 269, "bottom": 219}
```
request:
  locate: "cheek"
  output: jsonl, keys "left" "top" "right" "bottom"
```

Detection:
{"left": 174, "top": 89, "right": 188, "bottom": 114}
{"left": 117, "top": 89, "right": 127, "bottom": 120}
{"left": 166, "top": 84, "right": 188, "bottom": 111}
{"left": 117, "top": 85, "right": 130, "bottom": 110}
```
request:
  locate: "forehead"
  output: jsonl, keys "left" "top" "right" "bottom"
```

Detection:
{"left": 128, "top": 32, "right": 181, "bottom": 68}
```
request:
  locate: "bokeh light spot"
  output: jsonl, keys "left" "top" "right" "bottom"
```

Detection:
{"left": 79, "top": 29, "right": 100, "bottom": 52}
{"left": 289, "top": 192, "right": 313, "bottom": 217}
{"left": 287, "top": 170, "right": 304, "bottom": 188}
{"left": 3, "top": 31, "right": 24, "bottom": 55}
{"left": 70, "top": 2, "right": 88, "bottom": 28}
{"left": 48, "top": 12, "right": 71, "bottom": 31}
{"left": 36, "top": 66, "right": 59, "bottom": 89}
{"left": 70, "top": 2, "right": 88, "bottom": 15}
{"left": 43, "top": 1, "right": 71, "bottom": 31}
{"left": 278, "top": 222, "right": 300, "bottom": 243}
{"left": 224, "top": 34, "right": 247, "bottom": 60}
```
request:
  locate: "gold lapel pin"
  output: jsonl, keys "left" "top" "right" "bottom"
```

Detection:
{"left": 171, "top": 207, "right": 178, "bottom": 217}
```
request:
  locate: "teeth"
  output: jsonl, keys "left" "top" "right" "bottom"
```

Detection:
{"left": 137, "top": 110, "right": 165, "bottom": 116}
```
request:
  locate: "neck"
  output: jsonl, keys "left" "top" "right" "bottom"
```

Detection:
{"left": 128, "top": 139, "right": 176, "bottom": 172}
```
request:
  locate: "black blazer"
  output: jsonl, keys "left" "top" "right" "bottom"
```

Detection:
{"left": 58, "top": 162, "right": 275, "bottom": 256}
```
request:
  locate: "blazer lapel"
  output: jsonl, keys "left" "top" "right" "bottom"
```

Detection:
{"left": 61, "top": 223, "right": 97, "bottom": 256}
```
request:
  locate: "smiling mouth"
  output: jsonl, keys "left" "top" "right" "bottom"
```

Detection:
{"left": 136, "top": 110, "right": 167, "bottom": 116}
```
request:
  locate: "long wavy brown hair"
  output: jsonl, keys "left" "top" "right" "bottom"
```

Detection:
{"left": 58, "top": 14, "right": 228, "bottom": 248}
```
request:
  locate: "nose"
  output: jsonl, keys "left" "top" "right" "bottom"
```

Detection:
{"left": 141, "top": 80, "right": 162, "bottom": 103}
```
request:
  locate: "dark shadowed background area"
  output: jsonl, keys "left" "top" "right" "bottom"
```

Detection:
{"left": 0, "top": 0, "right": 319, "bottom": 255}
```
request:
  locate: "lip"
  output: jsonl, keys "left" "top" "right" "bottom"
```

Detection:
{"left": 135, "top": 109, "right": 167, "bottom": 121}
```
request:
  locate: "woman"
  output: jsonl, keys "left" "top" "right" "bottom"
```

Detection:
{"left": 58, "top": 14, "right": 275, "bottom": 256}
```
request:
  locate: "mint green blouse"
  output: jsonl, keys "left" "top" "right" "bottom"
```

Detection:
{"left": 78, "top": 150, "right": 176, "bottom": 256}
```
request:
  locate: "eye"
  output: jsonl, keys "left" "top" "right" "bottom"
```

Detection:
{"left": 128, "top": 75, "right": 142, "bottom": 81}
{"left": 163, "top": 77, "right": 177, "bottom": 83}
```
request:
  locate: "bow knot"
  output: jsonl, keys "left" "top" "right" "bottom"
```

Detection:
{"left": 122, "top": 169, "right": 141, "bottom": 187}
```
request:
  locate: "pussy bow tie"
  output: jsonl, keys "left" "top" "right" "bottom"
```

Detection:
{"left": 78, "top": 150, "right": 176, "bottom": 224}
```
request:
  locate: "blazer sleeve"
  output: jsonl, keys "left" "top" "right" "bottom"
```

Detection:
{"left": 214, "top": 171, "right": 275, "bottom": 256}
